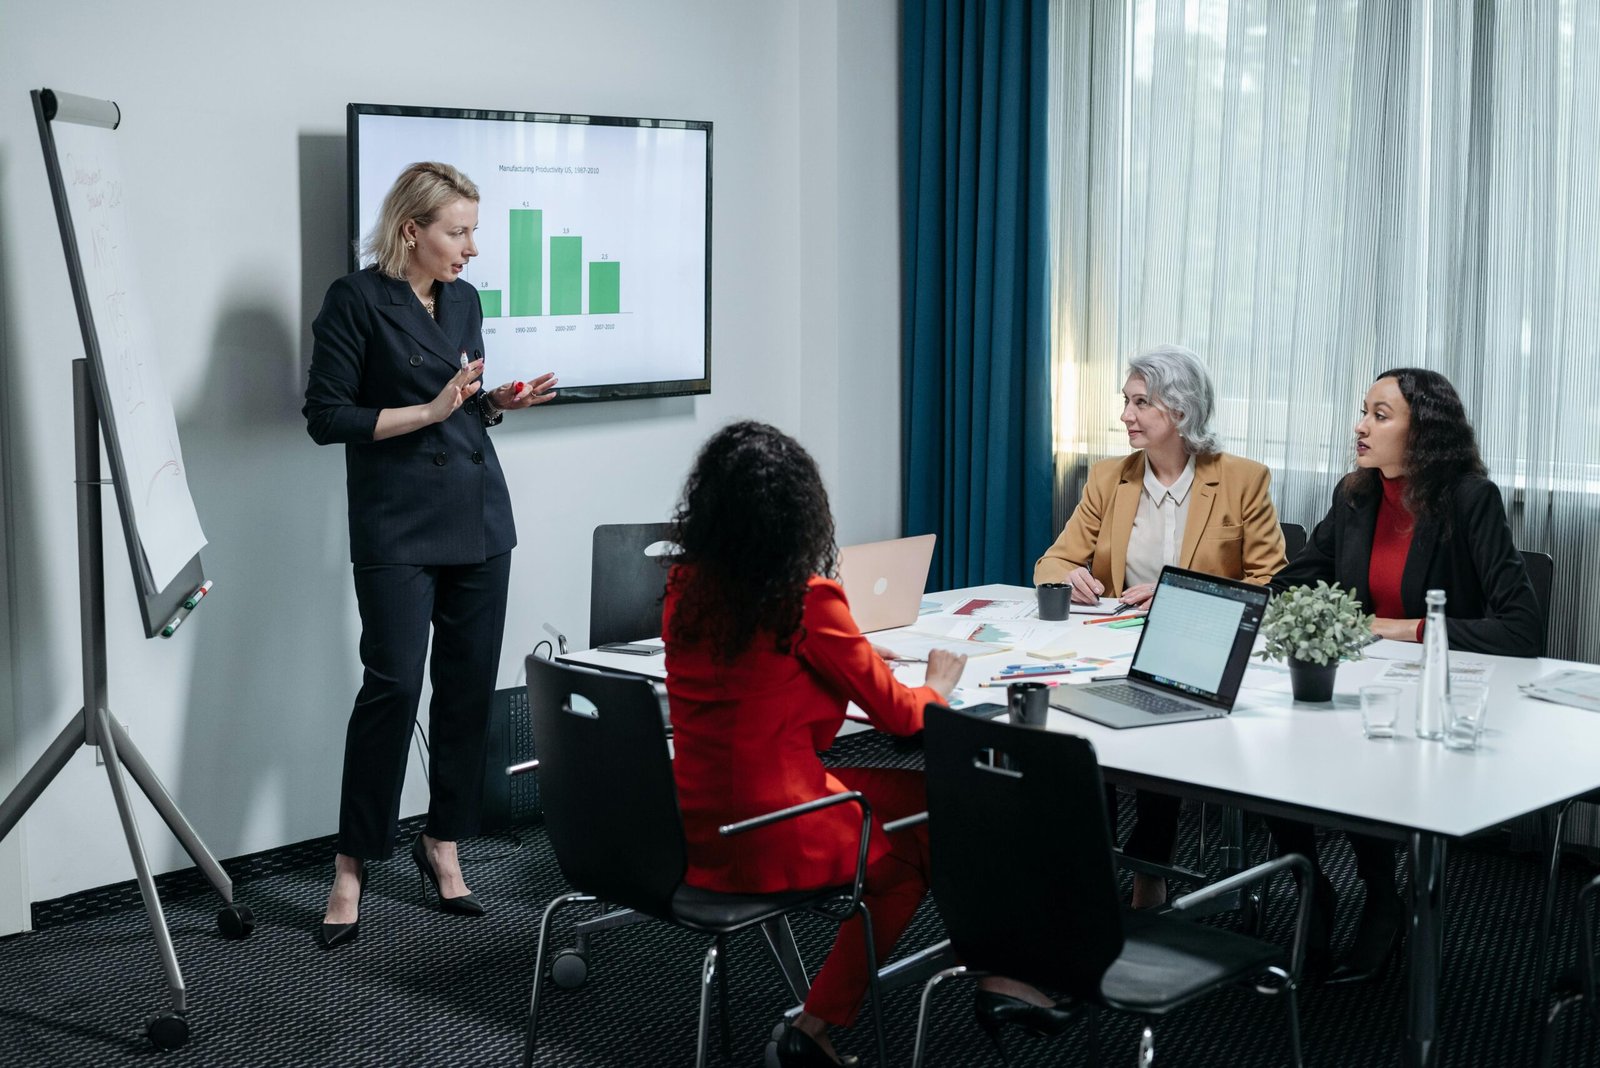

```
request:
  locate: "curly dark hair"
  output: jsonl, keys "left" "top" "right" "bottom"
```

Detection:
{"left": 1341, "top": 367, "right": 1487, "bottom": 533}
{"left": 667, "top": 421, "right": 838, "bottom": 663}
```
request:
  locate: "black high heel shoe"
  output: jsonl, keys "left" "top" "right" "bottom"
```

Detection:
{"left": 318, "top": 863, "right": 366, "bottom": 950}
{"left": 775, "top": 1024, "right": 859, "bottom": 1067}
{"left": 1327, "top": 891, "right": 1403, "bottom": 985}
{"left": 973, "top": 989, "right": 1079, "bottom": 1038}
{"left": 411, "top": 834, "right": 486, "bottom": 916}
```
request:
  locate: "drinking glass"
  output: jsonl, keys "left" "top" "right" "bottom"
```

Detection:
{"left": 1360, "top": 685, "right": 1402, "bottom": 739}
{"left": 1443, "top": 685, "right": 1490, "bottom": 751}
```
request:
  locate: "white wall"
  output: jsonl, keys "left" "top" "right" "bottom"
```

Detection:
{"left": 0, "top": 0, "right": 903, "bottom": 909}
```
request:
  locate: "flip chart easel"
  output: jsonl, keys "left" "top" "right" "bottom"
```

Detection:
{"left": 0, "top": 89, "right": 254, "bottom": 1052}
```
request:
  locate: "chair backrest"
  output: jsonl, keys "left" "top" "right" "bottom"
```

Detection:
{"left": 922, "top": 706, "right": 1125, "bottom": 997}
{"left": 1280, "top": 521, "right": 1308, "bottom": 562}
{"left": 526, "top": 655, "right": 686, "bottom": 920}
{"left": 1520, "top": 549, "right": 1554, "bottom": 656}
{"left": 589, "top": 522, "right": 678, "bottom": 647}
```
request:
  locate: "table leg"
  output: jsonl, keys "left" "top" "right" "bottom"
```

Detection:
{"left": 1405, "top": 831, "right": 1448, "bottom": 1068}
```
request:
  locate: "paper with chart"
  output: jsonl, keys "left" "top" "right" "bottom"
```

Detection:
{"left": 52, "top": 121, "right": 206, "bottom": 592}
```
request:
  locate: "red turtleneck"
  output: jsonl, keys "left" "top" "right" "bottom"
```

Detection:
{"left": 1369, "top": 476, "right": 1422, "bottom": 639}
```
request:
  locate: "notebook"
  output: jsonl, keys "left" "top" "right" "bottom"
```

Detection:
{"left": 1049, "top": 566, "right": 1269, "bottom": 729}
{"left": 838, "top": 534, "right": 937, "bottom": 633}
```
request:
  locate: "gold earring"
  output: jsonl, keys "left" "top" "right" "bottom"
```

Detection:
{"left": 405, "top": 239, "right": 416, "bottom": 250}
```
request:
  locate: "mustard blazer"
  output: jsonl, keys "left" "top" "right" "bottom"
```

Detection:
{"left": 1033, "top": 451, "right": 1287, "bottom": 594}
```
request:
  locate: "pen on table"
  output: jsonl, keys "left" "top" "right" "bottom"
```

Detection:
{"left": 1000, "top": 662, "right": 1068, "bottom": 673}
{"left": 1086, "top": 612, "right": 1145, "bottom": 625}
{"left": 992, "top": 667, "right": 1097, "bottom": 681}
{"left": 979, "top": 678, "right": 1064, "bottom": 688}
{"left": 182, "top": 579, "right": 213, "bottom": 611}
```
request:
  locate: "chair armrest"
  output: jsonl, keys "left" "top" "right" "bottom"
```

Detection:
{"left": 718, "top": 790, "right": 868, "bottom": 836}
{"left": 1171, "top": 853, "right": 1310, "bottom": 910}
{"left": 718, "top": 791, "right": 875, "bottom": 916}
{"left": 883, "top": 811, "right": 928, "bottom": 835}
{"left": 1172, "top": 853, "right": 1313, "bottom": 983}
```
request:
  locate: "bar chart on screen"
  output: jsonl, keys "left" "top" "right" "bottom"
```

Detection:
{"left": 353, "top": 108, "right": 709, "bottom": 395}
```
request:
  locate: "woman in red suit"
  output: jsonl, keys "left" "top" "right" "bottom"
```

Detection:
{"left": 663, "top": 422, "right": 1004, "bottom": 1066}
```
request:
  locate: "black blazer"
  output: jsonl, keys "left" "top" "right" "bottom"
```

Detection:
{"left": 303, "top": 267, "right": 515, "bottom": 565}
{"left": 1272, "top": 476, "right": 1542, "bottom": 657}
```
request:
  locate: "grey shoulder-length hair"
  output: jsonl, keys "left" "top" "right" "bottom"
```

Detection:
{"left": 1126, "top": 344, "right": 1221, "bottom": 456}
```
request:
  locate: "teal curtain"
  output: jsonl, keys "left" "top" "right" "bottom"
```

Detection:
{"left": 902, "top": 0, "right": 1053, "bottom": 590}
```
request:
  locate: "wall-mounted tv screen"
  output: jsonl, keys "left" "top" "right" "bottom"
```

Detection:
{"left": 348, "top": 103, "right": 711, "bottom": 402}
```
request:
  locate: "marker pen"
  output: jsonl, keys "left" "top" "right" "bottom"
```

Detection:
{"left": 182, "top": 579, "right": 213, "bottom": 611}
{"left": 161, "top": 603, "right": 194, "bottom": 638}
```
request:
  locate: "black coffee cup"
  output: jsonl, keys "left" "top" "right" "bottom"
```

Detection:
{"left": 1036, "top": 582, "right": 1072, "bottom": 621}
{"left": 1007, "top": 681, "right": 1050, "bottom": 727}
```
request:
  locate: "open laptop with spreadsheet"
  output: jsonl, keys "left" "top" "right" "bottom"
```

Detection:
{"left": 1049, "top": 566, "right": 1270, "bottom": 729}
{"left": 838, "top": 534, "right": 937, "bottom": 633}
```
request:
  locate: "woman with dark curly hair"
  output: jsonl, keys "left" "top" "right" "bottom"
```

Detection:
{"left": 1267, "top": 368, "right": 1541, "bottom": 984}
{"left": 665, "top": 422, "right": 1057, "bottom": 1066}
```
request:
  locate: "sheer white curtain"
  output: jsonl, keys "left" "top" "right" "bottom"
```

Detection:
{"left": 1048, "top": 0, "right": 1600, "bottom": 662}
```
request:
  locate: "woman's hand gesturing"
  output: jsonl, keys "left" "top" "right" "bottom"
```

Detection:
{"left": 428, "top": 359, "right": 484, "bottom": 423}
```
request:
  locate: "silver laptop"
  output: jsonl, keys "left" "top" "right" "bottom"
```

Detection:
{"left": 838, "top": 534, "right": 937, "bottom": 633}
{"left": 1050, "top": 566, "right": 1269, "bottom": 729}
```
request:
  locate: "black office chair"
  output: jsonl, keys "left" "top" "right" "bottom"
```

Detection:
{"left": 1538, "top": 873, "right": 1599, "bottom": 1067}
{"left": 589, "top": 522, "right": 678, "bottom": 647}
{"left": 1521, "top": 549, "right": 1554, "bottom": 657}
{"left": 909, "top": 706, "right": 1310, "bottom": 1068}
{"left": 522, "top": 656, "right": 889, "bottom": 1067}
{"left": 1280, "top": 521, "right": 1308, "bottom": 562}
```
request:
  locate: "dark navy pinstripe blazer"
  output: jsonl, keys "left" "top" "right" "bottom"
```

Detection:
{"left": 303, "top": 267, "right": 516, "bottom": 566}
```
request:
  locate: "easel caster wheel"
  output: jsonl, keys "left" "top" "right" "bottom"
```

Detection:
{"left": 217, "top": 903, "right": 255, "bottom": 940}
{"left": 146, "top": 1011, "right": 189, "bottom": 1050}
{"left": 550, "top": 947, "right": 589, "bottom": 989}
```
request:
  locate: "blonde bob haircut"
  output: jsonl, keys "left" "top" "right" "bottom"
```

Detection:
{"left": 364, "top": 162, "right": 480, "bottom": 278}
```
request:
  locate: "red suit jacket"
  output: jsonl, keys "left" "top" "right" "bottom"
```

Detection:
{"left": 663, "top": 570, "right": 939, "bottom": 894}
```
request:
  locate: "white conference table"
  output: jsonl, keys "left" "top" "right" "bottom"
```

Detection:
{"left": 562, "top": 583, "right": 1600, "bottom": 1068}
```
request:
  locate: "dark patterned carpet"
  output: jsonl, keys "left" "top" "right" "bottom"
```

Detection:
{"left": 0, "top": 730, "right": 1595, "bottom": 1066}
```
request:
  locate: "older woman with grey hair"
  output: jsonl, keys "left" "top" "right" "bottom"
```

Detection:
{"left": 1034, "top": 344, "right": 1287, "bottom": 908}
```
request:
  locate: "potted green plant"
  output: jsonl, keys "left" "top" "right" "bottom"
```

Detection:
{"left": 1258, "top": 581, "right": 1376, "bottom": 702}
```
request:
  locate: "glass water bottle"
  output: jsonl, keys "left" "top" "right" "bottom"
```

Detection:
{"left": 1416, "top": 589, "right": 1450, "bottom": 740}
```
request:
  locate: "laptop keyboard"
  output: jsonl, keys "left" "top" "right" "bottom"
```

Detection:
{"left": 1095, "top": 683, "right": 1202, "bottom": 716}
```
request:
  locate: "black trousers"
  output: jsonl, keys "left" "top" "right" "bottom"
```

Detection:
{"left": 1106, "top": 785, "right": 1182, "bottom": 865}
{"left": 1265, "top": 816, "right": 1398, "bottom": 892}
{"left": 338, "top": 553, "right": 512, "bottom": 859}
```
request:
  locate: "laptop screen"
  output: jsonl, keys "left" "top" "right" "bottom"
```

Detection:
{"left": 1128, "top": 568, "right": 1268, "bottom": 704}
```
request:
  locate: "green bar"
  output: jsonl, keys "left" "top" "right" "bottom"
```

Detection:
{"left": 549, "top": 236, "right": 583, "bottom": 315}
{"left": 588, "top": 262, "right": 620, "bottom": 314}
{"left": 509, "top": 209, "right": 542, "bottom": 316}
{"left": 477, "top": 289, "right": 502, "bottom": 318}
